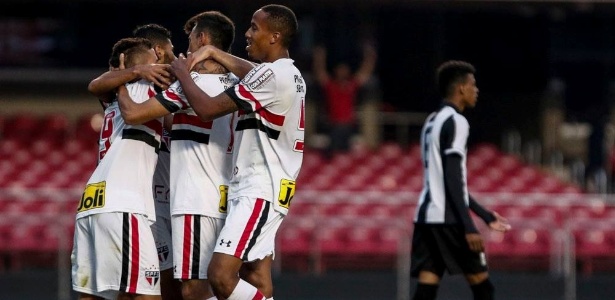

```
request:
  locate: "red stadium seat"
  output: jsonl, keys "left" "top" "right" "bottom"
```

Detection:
{"left": 2, "top": 113, "right": 40, "bottom": 142}
{"left": 74, "top": 113, "right": 103, "bottom": 142}
{"left": 316, "top": 222, "right": 349, "bottom": 256}
{"left": 569, "top": 219, "right": 615, "bottom": 274}
{"left": 37, "top": 113, "right": 70, "bottom": 142}
{"left": 277, "top": 219, "right": 315, "bottom": 257}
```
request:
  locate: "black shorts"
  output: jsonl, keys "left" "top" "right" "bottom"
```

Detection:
{"left": 410, "top": 224, "right": 487, "bottom": 277}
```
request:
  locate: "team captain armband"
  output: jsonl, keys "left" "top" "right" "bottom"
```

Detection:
{"left": 277, "top": 179, "right": 296, "bottom": 209}
{"left": 77, "top": 181, "right": 106, "bottom": 212}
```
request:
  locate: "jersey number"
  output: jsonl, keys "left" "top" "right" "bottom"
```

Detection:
{"left": 99, "top": 111, "right": 115, "bottom": 161}
{"left": 293, "top": 98, "right": 305, "bottom": 152}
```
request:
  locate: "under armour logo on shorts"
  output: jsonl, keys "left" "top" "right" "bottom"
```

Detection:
{"left": 220, "top": 239, "right": 232, "bottom": 247}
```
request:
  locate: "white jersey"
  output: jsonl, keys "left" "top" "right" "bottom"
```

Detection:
{"left": 155, "top": 72, "right": 239, "bottom": 218}
{"left": 415, "top": 104, "right": 470, "bottom": 224}
{"left": 224, "top": 59, "right": 306, "bottom": 215}
{"left": 76, "top": 79, "right": 162, "bottom": 223}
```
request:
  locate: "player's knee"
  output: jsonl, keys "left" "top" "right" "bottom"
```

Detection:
{"left": 470, "top": 278, "right": 494, "bottom": 300}
{"left": 207, "top": 267, "right": 234, "bottom": 296}
{"left": 181, "top": 280, "right": 206, "bottom": 300}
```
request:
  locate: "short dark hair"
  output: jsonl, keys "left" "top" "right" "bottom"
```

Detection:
{"left": 108, "top": 37, "right": 153, "bottom": 68}
{"left": 436, "top": 60, "right": 476, "bottom": 98}
{"left": 132, "top": 23, "right": 172, "bottom": 47}
{"left": 184, "top": 11, "right": 235, "bottom": 52}
{"left": 260, "top": 4, "right": 298, "bottom": 47}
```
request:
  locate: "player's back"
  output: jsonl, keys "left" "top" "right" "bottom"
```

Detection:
{"left": 416, "top": 104, "right": 470, "bottom": 224}
{"left": 170, "top": 72, "right": 239, "bottom": 218}
{"left": 77, "top": 79, "right": 162, "bottom": 223}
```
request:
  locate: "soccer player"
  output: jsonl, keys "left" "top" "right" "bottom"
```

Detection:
{"left": 170, "top": 4, "right": 305, "bottom": 300}
{"left": 87, "top": 23, "right": 182, "bottom": 300}
{"left": 411, "top": 60, "right": 511, "bottom": 300}
{"left": 133, "top": 23, "right": 182, "bottom": 300}
{"left": 71, "top": 37, "right": 163, "bottom": 300}
{"left": 115, "top": 11, "right": 239, "bottom": 300}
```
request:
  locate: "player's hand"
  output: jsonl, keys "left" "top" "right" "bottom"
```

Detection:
{"left": 488, "top": 211, "right": 512, "bottom": 233}
{"left": 134, "top": 63, "right": 173, "bottom": 90}
{"left": 187, "top": 45, "right": 215, "bottom": 71}
{"left": 107, "top": 53, "right": 127, "bottom": 71}
{"left": 170, "top": 53, "right": 191, "bottom": 78}
{"left": 465, "top": 233, "right": 484, "bottom": 253}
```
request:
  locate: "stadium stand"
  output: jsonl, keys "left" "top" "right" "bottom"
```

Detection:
{"left": 0, "top": 113, "right": 614, "bottom": 276}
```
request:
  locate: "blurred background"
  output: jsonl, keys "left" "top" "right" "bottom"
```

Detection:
{"left": 1, "top": 0, "right": 615, "bottom": 299}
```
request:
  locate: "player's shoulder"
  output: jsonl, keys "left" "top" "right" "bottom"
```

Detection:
{"left": 272, "top": 58, "right": 300, "bottom": 73}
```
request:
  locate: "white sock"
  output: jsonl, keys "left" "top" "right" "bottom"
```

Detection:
{"left": 226, "top": 279, "right": 264, "bottom": 300}
{"left": 206, "top": 297, "right": 217, "bottom": 300}
{"left": 266, "top": 298, "right": 274, "bottom": 300}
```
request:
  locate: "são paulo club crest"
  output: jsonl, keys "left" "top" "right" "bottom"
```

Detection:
{"left": 144, "top": 266, "right": 160, "bottom": 287}
{"left": 157, "top": 245, "right": 170, "bottom": 263}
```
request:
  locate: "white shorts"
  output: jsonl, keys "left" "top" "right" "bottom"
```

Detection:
{"left": 71, "top": 212, "right": 161, "bottom": 299}
{"left": 214, "top": 197, "right": 284, "bottom": 262}
{"left": 151, "top": 215, "right": 173, "bottom": 271}
{"left": 172, "top": 214, "right": 225, "bottom": 280}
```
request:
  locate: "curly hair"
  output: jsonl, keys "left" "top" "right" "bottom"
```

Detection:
{"left": 436, "top": 60, "right": 476, "bottom": 98}
{"left": 108, "top": 37, "right": 152, "bottom": 68}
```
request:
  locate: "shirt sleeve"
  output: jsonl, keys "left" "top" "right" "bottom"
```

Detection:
{"left": 443, "top": 114, "right": 469, "bottom": 157}
{"left": 469, "top": 195, "right": 496, "bottom": 225}
{"left": 154, "top": 72, "right": 201, "bottom": 113}
{"left": 224, "top": 63, "right": 278, "bottom": 114}
{"left": 445, "top": 153, "right": 478, "bottom": 233}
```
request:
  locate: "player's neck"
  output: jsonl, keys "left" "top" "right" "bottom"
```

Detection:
{"left": 262, "top": 48, "right": 289, "bottom": 63}
{"left": 444, "top": 98, "right": 465, "bottom": 112}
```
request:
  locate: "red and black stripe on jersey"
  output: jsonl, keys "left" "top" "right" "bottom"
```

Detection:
{"left": 171, "top": 113, "right": 213, "bottom": 144}
{"left": 155, "top": 91, "right": 185, "bottom": 114}
{"left": 122, "top": 119, "right": 163, "bottom": 153}
{"left": 224, "top": 85, "right": 284, "bottom": 140}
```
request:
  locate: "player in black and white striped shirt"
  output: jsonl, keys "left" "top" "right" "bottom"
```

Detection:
{"left": 411, "top": 60, "right": 511, "bottom": 300}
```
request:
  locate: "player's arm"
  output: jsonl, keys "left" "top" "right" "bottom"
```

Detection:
{"left": 185, "top": 45, "right": 256, "bottom": 79}
{"left": 312, "top": 45, "right": 329, "bottom": 86}
{"left": 116, "top": 84, "right": 172, "bottom": 125}
{"left": 444, "top": 153, "right": 479, "bottom": 234}
{"left": 88, "top": 64, "right": 174, "bottom": 101}
{"left": 354, "top": 42, "right": 377, "bottom": 86}
{"left": 171, "top": 54, "right": 239, "bottom": 121}
{"left": 163, "top": 114, "right": 173, "bottom": 132}
{"left": 469, "top": 196, "right": 496, "bottom": 224}
{"left": 444, "top": 153, "right": 485, "bottom": 253}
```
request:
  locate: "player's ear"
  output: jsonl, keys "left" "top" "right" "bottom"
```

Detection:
{"left": 154, "top": 45, "right": 165, "bottom": 63}
{"left": 270, "top": 32, "right": 280, "bottom": 44}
